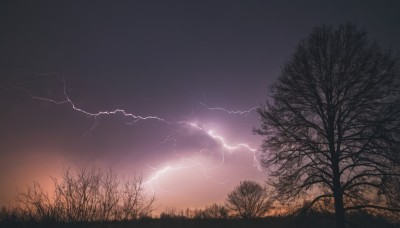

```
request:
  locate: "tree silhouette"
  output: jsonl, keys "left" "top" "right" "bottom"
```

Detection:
{"left": 226, "top": 181, "right": 273, "bottom": 219}
{"left": 119, "top": 175, "right": 155, "bottom": 220}
{"left": 16, "top": 166, "right": 155, "bottom": 222}
{"left": 195, "top": 204, "right": 228, "bottom": 219}
{"left": 255, "top": 23, "right": 400, "bottom": 228}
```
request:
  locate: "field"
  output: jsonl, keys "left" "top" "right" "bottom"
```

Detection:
{"left": 2, "top": 214, "right": 399, "bottom": 228}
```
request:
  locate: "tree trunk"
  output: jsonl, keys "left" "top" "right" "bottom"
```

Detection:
{"left": 332, "top": 160, "right": 345, "bottom": 228}
{"left": 333, "top": 189, "right": 345, "bottom": 228}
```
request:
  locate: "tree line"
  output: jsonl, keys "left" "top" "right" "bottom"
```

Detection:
{"left": 0, "top": 166, "right": 273, "bottom": 223}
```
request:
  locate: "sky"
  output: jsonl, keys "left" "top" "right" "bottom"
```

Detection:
{"left": 1, "top": 0, "right": 400, "bottom": 211}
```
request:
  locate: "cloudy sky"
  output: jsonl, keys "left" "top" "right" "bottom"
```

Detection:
{"left": 1, "top": 0, "right": 399, "bottom": 211}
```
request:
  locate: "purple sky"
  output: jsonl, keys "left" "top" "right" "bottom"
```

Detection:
{"left": 1, "top": 1, "right": 400, "bottom": 211}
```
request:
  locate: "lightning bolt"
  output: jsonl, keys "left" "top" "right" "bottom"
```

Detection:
{"left": 143, "top": 120, "right": 262, "bottom": 193}
{"left": 143, "top": 156, "right": 230, "bottom": 194}
{"left": 4, "top": 70, "right": 262, "bottom": 194}
{"left": 144, "top": 163, "right": 195, "bottom": 193}
{"left": 54, "top": 77, "right": 167, "bottom": 123}
{"left": 200, "top": 102, "right": 258, "bottom": 116}
{"left": 187, "top": 122, "right": 261, "bottom": 170}
{"left": 4, "top": 72, "right": 168, "bottom": 136}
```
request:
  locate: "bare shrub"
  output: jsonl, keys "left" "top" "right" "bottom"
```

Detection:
{"left": 226, "top": 180, "right": 273, "bottom": 219}
{"left": 16, "top": 165, "right": 155, "bottom": 222}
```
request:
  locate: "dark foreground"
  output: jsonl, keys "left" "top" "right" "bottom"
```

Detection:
{"left": 2, "top": 215, "right": 399, "bottom": 228}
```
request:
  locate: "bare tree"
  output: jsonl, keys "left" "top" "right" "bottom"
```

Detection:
{"left": 16, "top": 165, "right": 155, "bottom": 222}
{"left": 255, "top": 23, "right": 400, "bottom": 228}
{"left": 119, "top": 176, "right": 155, "bottom": 220}
{"left": 53, "top": 166, "right": 102, "bottom": 222}
{"left": 98, "top": 168, "right": 120, "bottom": 221}
{"left": 202, "top": 204, "right": 228, "bottom": 219}
{"left": 194, "top": 204, "right": 228, "bottom": 219}
{"left": 159, "top": 207, "right": 186, "bottom": 219}
{"left": 16, "top": 181, "right": 59, "bottom": 222}
{"left": 226, "top": 181, "right": 273, "bottom": 219}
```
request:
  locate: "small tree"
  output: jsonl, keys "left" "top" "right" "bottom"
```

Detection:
{"left": 98, "top": 168, "right": 120, "bottom": 221}
{"left": 119, "top": 176, "right": 155, "bottom": 220}
{"left": 52, "top": 166, "right": 103, "bottom": 222}
{"left": 226, "top": 181, "right": 273, "bottom": 219}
